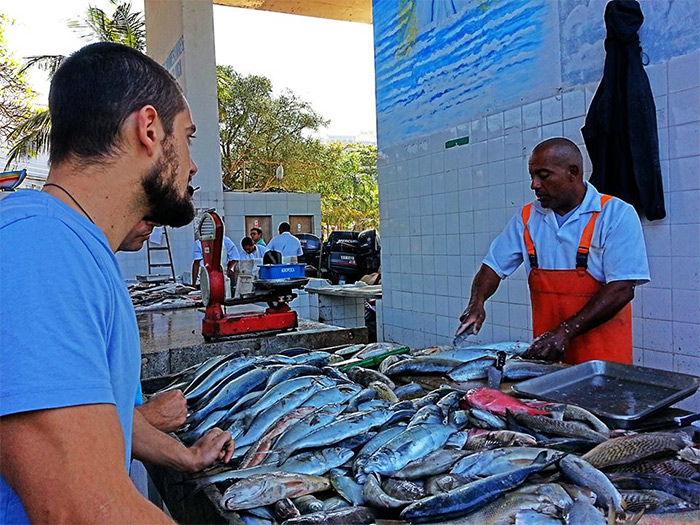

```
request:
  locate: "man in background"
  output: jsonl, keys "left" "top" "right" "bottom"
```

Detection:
{"left": 239, "top": 236, "right": 267, "bottom": 260}
{"left": 266, "top": 221, "right": 303, "bottom": 261}
{"left": 250, "top": 226, "right": 266, "bottom": 247}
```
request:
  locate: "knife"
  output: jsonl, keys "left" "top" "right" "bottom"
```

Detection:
{"left": 487, "top": 351, "right": 507, "bottom": 390}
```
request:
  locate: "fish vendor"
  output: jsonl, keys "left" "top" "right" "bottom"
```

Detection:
{"left": 0, "top": 43, "right": 233, "bottom": 523}
{"left": 456, "top": 138, "right": 649, "bottom": 364}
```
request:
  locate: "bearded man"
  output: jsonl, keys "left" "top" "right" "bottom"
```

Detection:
{"left": 0, "top": 43, "right": 233, "bottom": 523}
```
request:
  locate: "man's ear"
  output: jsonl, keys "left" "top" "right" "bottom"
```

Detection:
{"left": 569, "top": 164, "right": 581, "bottom": 178}
{"left": 135, "top": 105, "right": 162, "bottom": 157}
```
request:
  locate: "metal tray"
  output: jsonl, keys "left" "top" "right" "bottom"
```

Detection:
{"left": 512, "top": 360, "right": 700, "bottom": 428}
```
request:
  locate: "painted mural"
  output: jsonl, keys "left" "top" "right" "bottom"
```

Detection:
{"left": 373, "top": 0, "right": 561, "bottom": 146}
{"left": 560, "top": 0, "right": 700, "bottom": 86}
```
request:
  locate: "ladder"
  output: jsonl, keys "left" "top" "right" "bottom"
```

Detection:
{"left": 146, "top": 226, "right": 176, "bottom": 282}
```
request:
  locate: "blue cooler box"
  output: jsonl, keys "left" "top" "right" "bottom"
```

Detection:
{"left": 259, "top": 263, "right": 306, "bottom": 280}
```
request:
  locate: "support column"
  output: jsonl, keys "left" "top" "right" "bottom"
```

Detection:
{"left": 144, "top": 0, "right": 223, "bottom": 214}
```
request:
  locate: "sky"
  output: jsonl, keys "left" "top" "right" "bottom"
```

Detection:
{"left": 2, "top": 0, "right": 377, "bottom": 141}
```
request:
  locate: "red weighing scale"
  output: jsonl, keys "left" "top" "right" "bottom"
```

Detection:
{"left": 199, "top": 211, "right": 308, "bottom": 341}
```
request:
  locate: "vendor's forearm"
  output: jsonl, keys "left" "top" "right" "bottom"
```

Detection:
{"left": 559, "top": 280, "right": 635, "bottom": 338}
{"left": 468, "top": 264, "right": 502, "bottom": 309}
{"left": 131, "top": 410, "right": 198, "bottom": 473}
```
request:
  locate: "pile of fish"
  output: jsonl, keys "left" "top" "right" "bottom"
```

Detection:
{"left": 129, "top": 281, "right": 201, "bottom": 312}
{"left": 154, "top": 342, "right": 700, "bottom": 524}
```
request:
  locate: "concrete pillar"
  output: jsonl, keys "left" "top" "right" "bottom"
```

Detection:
{"left": 144, "top": 0, "right": 223, "bottom": 214}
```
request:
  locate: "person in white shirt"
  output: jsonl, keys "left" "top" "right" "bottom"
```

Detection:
{"left": 191, "top": 235, "right": 239, "bottom": 286}
{"left": 239, "top": 236, "right": 267, "bottom": 260}
{"left": 456, "top": 138, "right": 649, "bottom": 365}
{"left": 266, "top": 222, "right": 303, "bottom": 260}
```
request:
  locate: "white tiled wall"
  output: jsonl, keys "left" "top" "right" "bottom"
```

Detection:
{"left": 116, "top": 191, "right": 321, "bottom": 282}
{"left": 378, "top": 50, "right": 700, "bottom": 383}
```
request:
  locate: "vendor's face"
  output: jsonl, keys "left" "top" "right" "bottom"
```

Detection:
{"left": 243, "top": 244, "right": 255, "bottom": 254}
{"left": 529, "top": 148, "right": 578, "bottom": 215}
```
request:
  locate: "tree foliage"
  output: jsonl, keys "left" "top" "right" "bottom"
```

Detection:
{"left": 67, "top": 0, "right": 145, "bottom": 51}
{"left": 285, "top": 142, "right": 379, "bottom": 231}
{"left": 3, "top": 1, "right": 145, "bottom": 168}
{"left": 0, "top": 15, "right": 35, "bottom": 146}
{"left": 217, "top": 65, "right": 328, "bottom": 190}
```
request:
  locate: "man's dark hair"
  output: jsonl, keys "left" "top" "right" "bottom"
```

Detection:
{"left": 241, "top": 236, "right": 254, "bottom": 248}
{"left": 250, "top": 227, "right": 263, "bottom": 236}
{"left": 278, "top": 222, "right": 291, "bottom": 233}
{"left": 48, "top": 42, "right": 186, "bottom": 166}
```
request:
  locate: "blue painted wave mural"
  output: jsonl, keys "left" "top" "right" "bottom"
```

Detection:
{"left": 373, "top": 0, "right": 560, "bottom": 146}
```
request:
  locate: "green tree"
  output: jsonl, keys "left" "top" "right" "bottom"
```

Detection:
{"left": 286, "top": 142, "right": 379, "bottom": 231}
{"left": 3, "top": 1, "right": 145, "bottom": 168}
{"left": 217, "top": 65, "right": 328, "bottom": 190}
{"left": 0, "top": 15, "right": 35, "bottom": 145}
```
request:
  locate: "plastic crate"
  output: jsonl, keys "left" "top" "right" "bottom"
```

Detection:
{"left": 259, "top": 263, "right": 306, "bottom": 280}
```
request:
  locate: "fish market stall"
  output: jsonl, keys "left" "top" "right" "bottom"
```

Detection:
{"left": 143, "top": 342, "right": 700, "bottom": 524}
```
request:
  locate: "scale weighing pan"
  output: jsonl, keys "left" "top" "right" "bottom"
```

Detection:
{"left": 512, "top": 360, "right": 700, "bottom": 429}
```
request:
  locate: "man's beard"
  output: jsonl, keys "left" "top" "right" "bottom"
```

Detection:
{"left": 141, "top": 141, "right": 195, "bottom": 228}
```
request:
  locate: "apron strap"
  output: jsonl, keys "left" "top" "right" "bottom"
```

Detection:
{"left": 521, "top": 203, "right": 537, "bottom": 268}
{"left": 576, "top": 194, "right": 614, "bottom": 269}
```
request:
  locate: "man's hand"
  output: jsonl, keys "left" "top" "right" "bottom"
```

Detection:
{"left": 523, "top": 325, "right": 571, "bottom": 361}
{"left": 456, "top": 302, "right": 485, "bottom": 337}
{"left": 137, "top": 390, "right": 187, "bottom": 433}
{"left": 187, "top": 428, "right": 235, "bottom": 472}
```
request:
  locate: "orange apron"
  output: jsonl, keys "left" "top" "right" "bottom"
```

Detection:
{"left": 522, "top": 195, "right": 632, "bottom": 365}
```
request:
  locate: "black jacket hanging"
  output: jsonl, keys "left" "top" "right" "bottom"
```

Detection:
{"left": 582, "top": 0, "right": 666, "bottom": 221}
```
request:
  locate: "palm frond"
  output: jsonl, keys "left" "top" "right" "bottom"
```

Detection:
{"left": 4, "top": 109, "right": 51, "bottom": 169}
{"left": 19, "top": 55, "right": 65, "bottom": 76}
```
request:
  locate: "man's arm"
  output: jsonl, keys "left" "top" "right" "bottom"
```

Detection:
{"left": 523, "top": 280, "right": 636, "bottom": 361}
{"left": 456, "top": 264, "right": 502, "bottom": 336}
{"left": 0, "top": 404, "right": 173, "bottom": 523}
{"left": 136, "top": 390, "right": 187, "bottom": 433}
{"left": 191, "top": 259, "right": 201, "bottom": 286}
{"left": 131, "top": 410, "right": 234, "bottom": 473}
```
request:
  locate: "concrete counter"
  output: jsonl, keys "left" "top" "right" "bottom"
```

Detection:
{"left": 137, "top": 306, "right": 367, "bottom": 379}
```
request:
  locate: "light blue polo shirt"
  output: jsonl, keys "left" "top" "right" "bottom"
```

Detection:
{"left": 483, "top": 182, "right": 650, "bottom": 285}
{"left": 266, "top": 232, "right": 303, "bottom": 257}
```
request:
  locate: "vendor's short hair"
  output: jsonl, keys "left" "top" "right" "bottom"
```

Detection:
{"left": 241, "top": 236, "right": 254, "bottom": 248}
{"left": 49, "top": 42, "right": 186, "bottom": 166}
{"left": 278, "top": 222, "right": 291, "bottom": 233}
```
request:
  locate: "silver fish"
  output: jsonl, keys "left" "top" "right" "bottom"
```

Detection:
{"left": 221, "top": 473, "right": 330, "bottom": 511}
{"left": 559, "top": 454, "right": 624, "bottom": 513}
{"left": 394, "top": 449, "right": 471, "bottom": 480}
{"left": 363, "top": 423, "right": 456, "bottom": 476}
{"left": 330, "top": 468, "right": 365, "bottom": 505}
{"left": 402, "top": 451, "right": 554, "bottom": 522}
{"left": 274, "top": 403, "right": 347, "bottom": 450}
{"left": 362, "top": 473, "right": 410, "bottom": 509}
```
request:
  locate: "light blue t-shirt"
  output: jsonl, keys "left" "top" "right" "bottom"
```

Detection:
{"left": 266, "top": 232, "right": 303, "bottom": 257}
{"left": 0, "top": 190, "right": 141, "bottom": 524}
{"left": 484, "top": 182, "right": 650, "bottom": 285}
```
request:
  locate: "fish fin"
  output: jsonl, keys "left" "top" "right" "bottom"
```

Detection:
{"left": 606, "top": 506, "right": 615, "bottom": 525}
{"left": 620, "top": 510, "right": 644, "bottom": 525}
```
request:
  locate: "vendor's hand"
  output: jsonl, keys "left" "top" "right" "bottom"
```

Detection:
{"left": 523, "top": 326, "right": 570, "bottom": 361}
{"left": 137, "top": 390, "right": 187, "bottom": 433}
{"left": 456, "top": 303, "right": 485, "bottom": 337}
{"left": 187, "top": 428, "right": 235, "bottom": 472}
